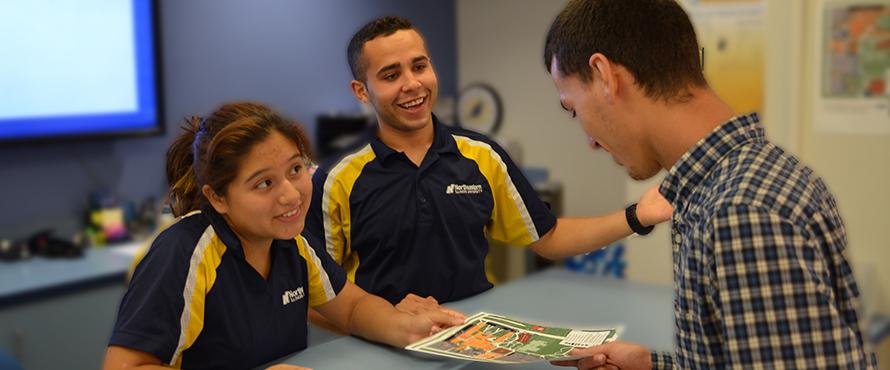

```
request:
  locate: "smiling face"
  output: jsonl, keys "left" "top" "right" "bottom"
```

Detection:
{"left": 204, "top": 130, "right": 311, "bottom": 249}
{"left": 549, "top": 57, "right": 660, "bottom": 181}
{"left": 351, "top": 29, "right": 438, "bottom": 132}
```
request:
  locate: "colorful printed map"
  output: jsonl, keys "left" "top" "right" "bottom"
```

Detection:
{"left": 823, "top": 3, "right": 890, "bottom": 97}
{"left": 406, "top": 312, "right": 618, "bottom": 364}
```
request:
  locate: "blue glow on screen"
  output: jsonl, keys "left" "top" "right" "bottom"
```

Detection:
{"left": 0, "top": 0, "right": 159, "bottom": 141}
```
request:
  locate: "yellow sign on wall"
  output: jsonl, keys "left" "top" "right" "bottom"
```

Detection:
{"left": 683, "top": 0, "right": 765, "bottom": 114}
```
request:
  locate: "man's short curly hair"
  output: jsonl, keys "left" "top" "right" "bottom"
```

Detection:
{"left": 347, "top": 16, "right": 418, "bottom": 81}
{"left": 544, "top": 0, "right": 706, "bottom": 102}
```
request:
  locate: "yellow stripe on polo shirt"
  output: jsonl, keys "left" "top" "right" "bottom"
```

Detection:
{"left": 452, "top": 135, "right": 539, "bottom": 246}
{"left": 321, "top": 144, "right": 375, "bottom": 282}
{"left": 127, "top": 210, "right": 201, "bottom": 283}
{"left": 169, "top": 226, "right": 226, "bottom": 368}
{"left": 296, "top": 235, "right": 337, "bottom": 307}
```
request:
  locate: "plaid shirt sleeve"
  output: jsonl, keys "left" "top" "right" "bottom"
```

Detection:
{"left": 650, "top": 350, "right": 675, "bottom": 369}
{"left": 710, "top": 204, "right": 874, "bottom": 369}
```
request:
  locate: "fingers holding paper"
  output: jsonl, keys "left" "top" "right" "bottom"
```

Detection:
{"left": 551, "top": 341, "right": 651, "bottom": 370}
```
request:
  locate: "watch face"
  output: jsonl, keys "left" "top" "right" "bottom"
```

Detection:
{"left": 457, "top": 83, "right": 502, "bottom": 135}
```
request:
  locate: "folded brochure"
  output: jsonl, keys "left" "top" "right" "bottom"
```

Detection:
{"left": 405, "top": 312, "right": 619, "bottom": 364}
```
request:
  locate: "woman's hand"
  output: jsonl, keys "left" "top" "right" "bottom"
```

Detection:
{"left": 397, "top": 294, "right": 467, "bottom": 335}
{"left": 396, "top": 294, "right": 466, "bottom": 318}
{"left": 402, "top": 308, "right": 466, "bottom": 346}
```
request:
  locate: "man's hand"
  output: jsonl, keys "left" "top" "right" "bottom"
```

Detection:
{"left": 635, "top": 185, "right": 673, "bottom": 227}
{"left": 551, "top": 341, "right": 651, "bottom": 370}
{"left": 265, "top": 364, "right": 312, "bottom": 370}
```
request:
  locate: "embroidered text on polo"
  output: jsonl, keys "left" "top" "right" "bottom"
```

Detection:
{"left": 281, "top": 287, "right": 305, "bottom": 305}
{"left": 446, "top": 184, "right": 484, "bottom": 194}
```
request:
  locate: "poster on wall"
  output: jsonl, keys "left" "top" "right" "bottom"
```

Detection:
{"left": 812, "top": 0, "right": 890, "bottom": 134}
{"left": 682, "top": 0, "right": 765, "bottom": 115}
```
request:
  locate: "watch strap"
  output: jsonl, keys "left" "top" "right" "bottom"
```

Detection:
{"left": 625, "top": 203, "right": 654, "bottom": 236}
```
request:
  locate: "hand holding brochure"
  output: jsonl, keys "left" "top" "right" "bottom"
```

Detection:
{"left": 406, "top": 312, "right": 619, "bottom": 364}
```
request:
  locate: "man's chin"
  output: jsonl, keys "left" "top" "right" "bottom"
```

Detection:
{"left": 391, "top": 116, "right": 432, "bottom": 131}
{"left": 627, "top": 167, "right": 659, "bottom": 181}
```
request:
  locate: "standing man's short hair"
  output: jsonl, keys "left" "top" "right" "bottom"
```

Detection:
{"left": 347, "top": 16, "right": 417, "bottom": 81}
{"left": 544, "top": 0, "right": 707, "bottom": 102}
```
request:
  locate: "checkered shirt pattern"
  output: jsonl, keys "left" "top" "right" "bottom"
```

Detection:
{"left": 652, "top": 113, "right": 877, "bottom": 369}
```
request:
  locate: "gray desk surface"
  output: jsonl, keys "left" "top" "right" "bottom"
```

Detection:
{"left": 0, "top": 243, "right": 137, "bottom": 307}
{"left": 286, "top": 268, "right": 674, "bottom": 369}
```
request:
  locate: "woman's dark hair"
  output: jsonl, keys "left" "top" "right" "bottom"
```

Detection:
{"left": 165, "top": 102, "right": 312, "bottom": 217}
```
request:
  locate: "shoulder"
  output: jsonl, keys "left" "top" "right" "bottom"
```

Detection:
{"left": 447, "top": 125, "right": 505, "bottom": 151}
{"left": 133, "top": 212, "right": 214, "bottom": 277}
{"left": 710, "top": 143, "right": 830, "bottom": 224}
{"left": 447, "top": 125, "right": 517, "bottom": 168}
{"left": 312, "top": 142, "right": 377, "bottom": 194}
{"left": 299, "top": 231, "right": 325, "bottom": 250}
{"left": 152, "top": 213, "right": 212, "bottom": 254}
{"left": 315, "top": 136, "right": 376, "bottom": 175}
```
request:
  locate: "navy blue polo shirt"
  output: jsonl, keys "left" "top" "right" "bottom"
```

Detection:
{"left": 306, "top": 117, "right": 556, "bottom": 304}
{"left": 109, "top": 206, "right": 346, "bottom": 370}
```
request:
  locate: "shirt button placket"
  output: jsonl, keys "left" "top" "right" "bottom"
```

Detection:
{"left": 415, "top": 177, "right": 425, "bottom": 204}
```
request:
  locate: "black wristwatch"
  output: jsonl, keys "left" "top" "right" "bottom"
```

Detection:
{"left": 625, "top": 203, "right": 654, "bottom": 235}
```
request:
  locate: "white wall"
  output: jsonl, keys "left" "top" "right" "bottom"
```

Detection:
{"left": 456, "top": 0, "right": 628, "bottom": 221}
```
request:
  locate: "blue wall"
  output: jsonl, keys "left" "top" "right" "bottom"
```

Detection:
{"left": 0, "top": 0, "right": 456, "bottom": 240}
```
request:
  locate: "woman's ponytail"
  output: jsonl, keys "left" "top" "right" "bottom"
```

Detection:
{"left": 165, "top": 116, "right": 202, "bottom": 217}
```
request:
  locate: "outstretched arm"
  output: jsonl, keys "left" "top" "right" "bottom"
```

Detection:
{"left": 531, "top": 185, "right": 672, "bottom": 260}
{"left": 103, "top": 346, "right": 167, "bottom": 370}
{"left": 315, "top": 282, "right": 465, "bottom": 348}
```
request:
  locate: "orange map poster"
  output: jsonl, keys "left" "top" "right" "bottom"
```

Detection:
{"left": 812, "top": 0, "right": 890, "bottom": 134}
{"left": 406, "top": 312, "right": 618, "bottom": 364}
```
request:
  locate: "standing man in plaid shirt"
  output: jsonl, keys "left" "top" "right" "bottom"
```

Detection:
{"left": 545, "top": 0, "right": 877, "bottom": 369}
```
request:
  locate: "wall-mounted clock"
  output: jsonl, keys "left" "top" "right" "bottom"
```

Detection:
{"left": 456, "top": 83, "right": 503, "bottom": 136}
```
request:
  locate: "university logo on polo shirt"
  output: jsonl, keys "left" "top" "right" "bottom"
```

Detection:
{"left": 281, "top": 286, "right": 305, "bottom": 305}
{"left": 445, "top": 183, "right": 484, "bottom": 194}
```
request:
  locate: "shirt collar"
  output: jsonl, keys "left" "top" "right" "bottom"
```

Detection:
{"left": 659, "top": 112, "right": 764, "bottom": 211}
{"left": 369, "top": 114, "right": 460, "bottom": 161}
{"left": 200, "top": 204, "right": 246, "bottom": 260}
{"left": 199, "top": 205, "right": 290, "bottom": 261}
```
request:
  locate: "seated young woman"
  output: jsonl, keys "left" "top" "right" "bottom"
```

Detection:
{"left": 103, "top": 102, "right": 464, "bottom": 370}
